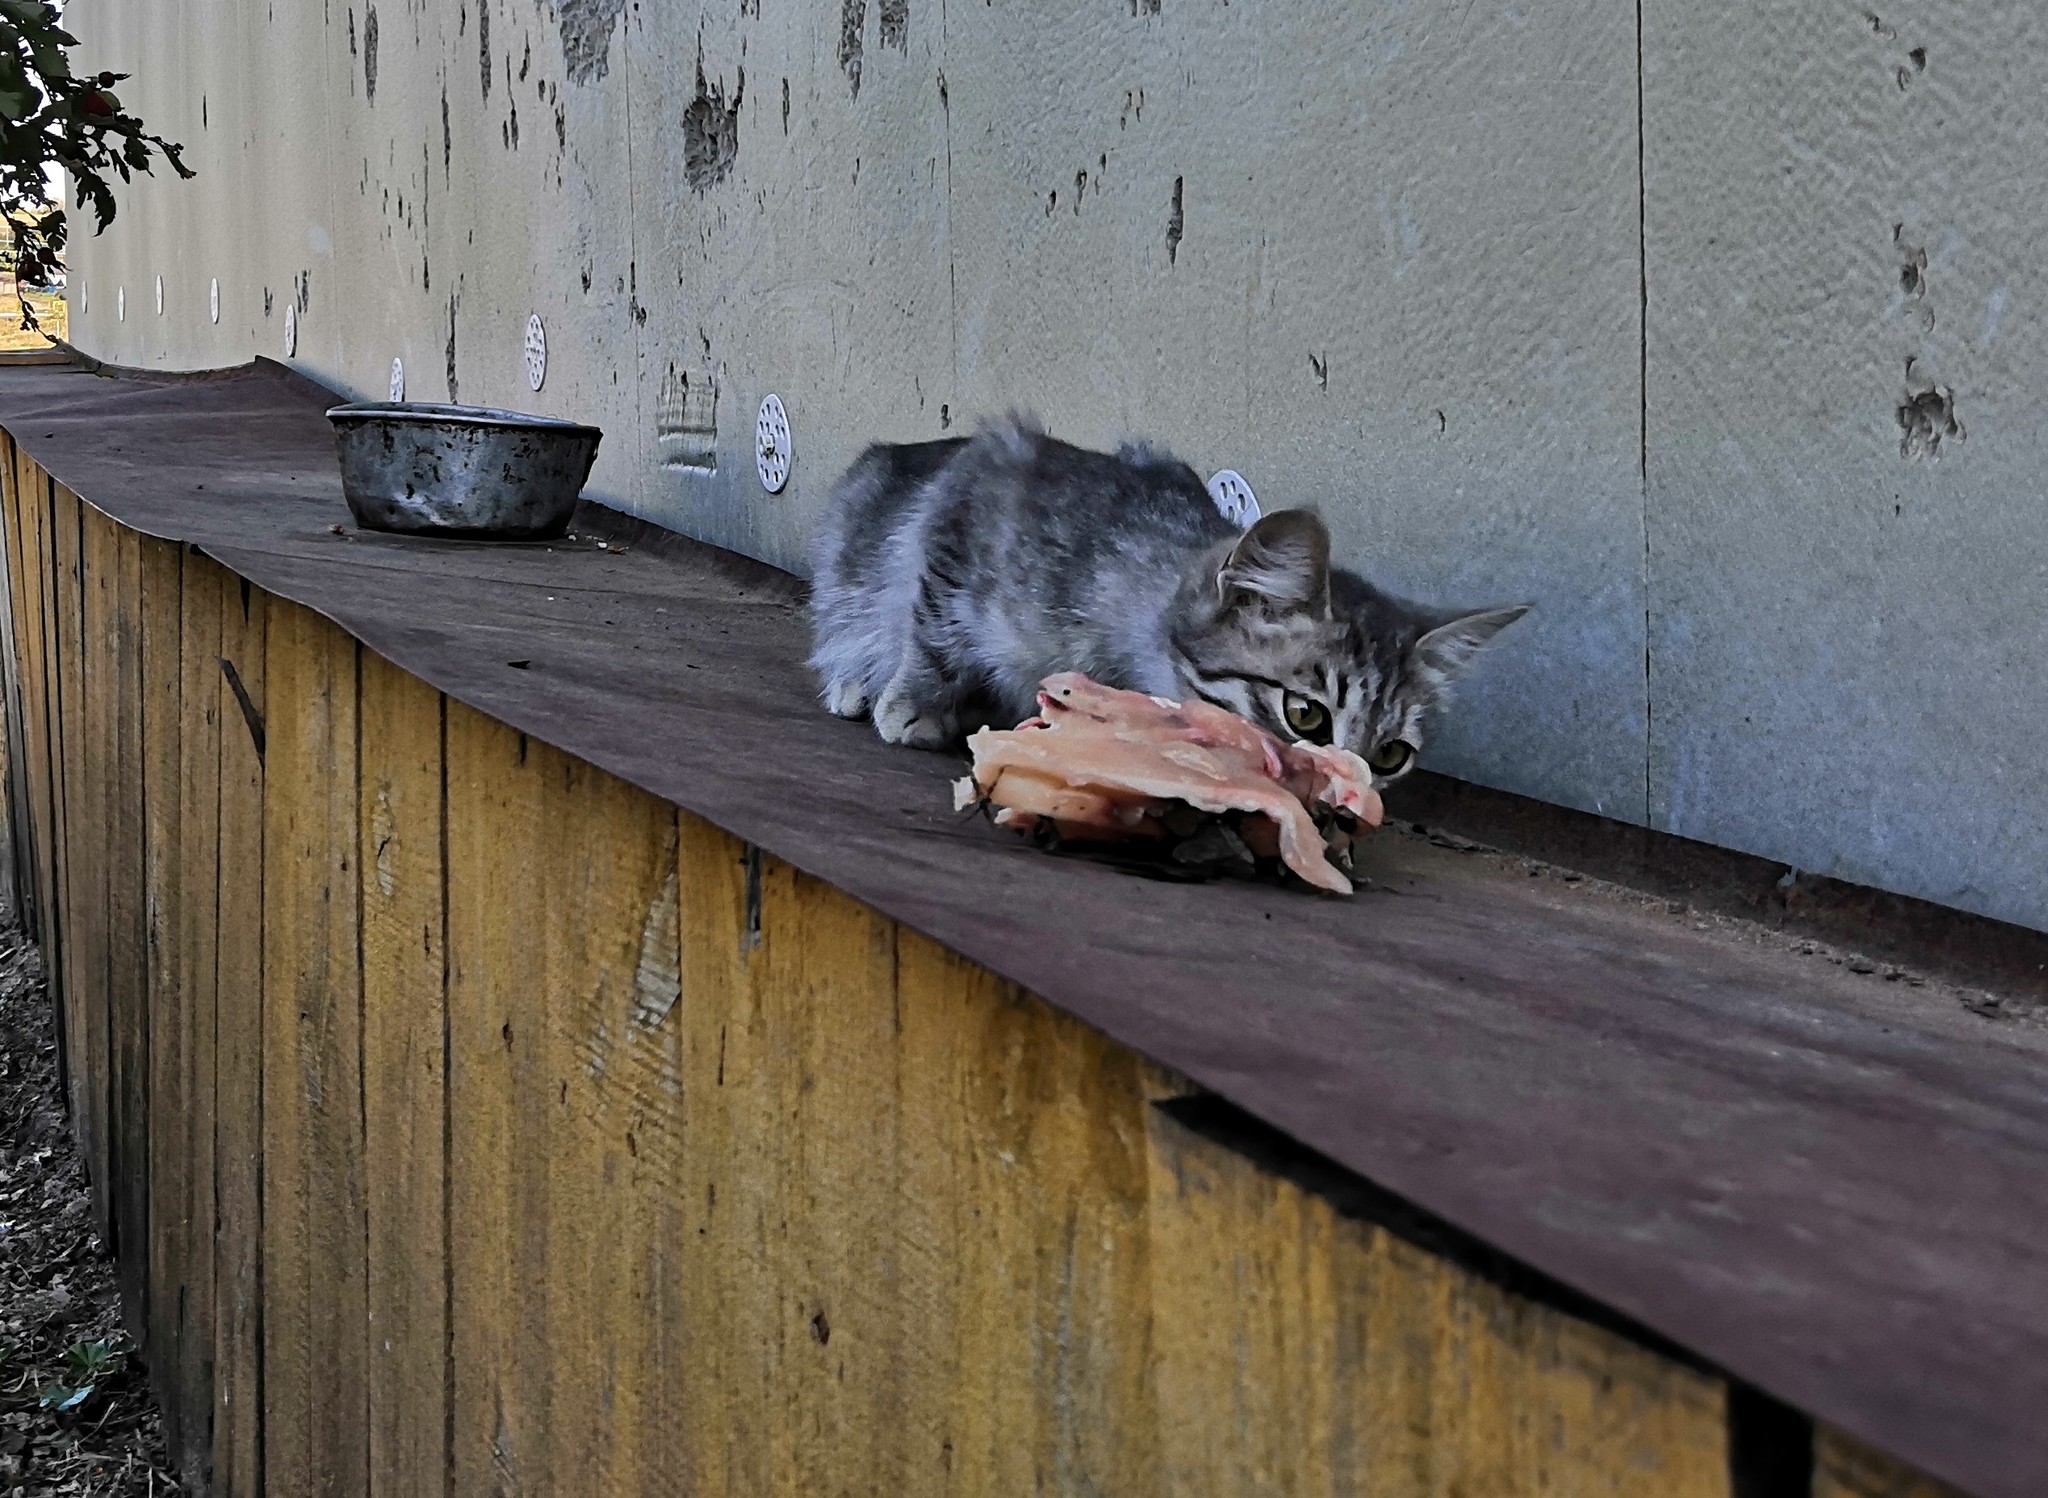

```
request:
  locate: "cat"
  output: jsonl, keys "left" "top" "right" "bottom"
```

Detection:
{"left": 808, "top": 416, "right": 1527, "bottom": 782}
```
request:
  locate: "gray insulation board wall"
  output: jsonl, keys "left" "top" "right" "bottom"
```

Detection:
{"left": 62, "top": 0, "right": 2048, "bottom": 934}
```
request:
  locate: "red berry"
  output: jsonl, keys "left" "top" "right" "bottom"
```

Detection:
{"left": 79, "top": 91, "right": 114, "bottom": 118}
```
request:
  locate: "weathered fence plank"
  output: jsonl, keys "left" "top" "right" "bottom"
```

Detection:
{"left": 49, "top": 486, "right": 98, "bottom": 1223}
{"left": 444, "top": 703, "right": 550, "bottom": 1498}
{"left": 173, "top": 547, "right": 224, "bottom": 1484}
{"left": 109, "top": 520, "right": 149, "bottom": 1338}
{"left": 261, "top": 600, "right": 366, "bottom": 1498}
{"left": 213, "top": 569, "right": 267, "bottom": 1498}
{"left": 139, "top": 533, "right": 185, "bottom": 1458}
{"left": 359, "top": 649, "right": 449, "bottom": 1498}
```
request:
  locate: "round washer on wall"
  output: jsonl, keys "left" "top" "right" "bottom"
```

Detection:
{"left": 210, "top": 278, "right": 220, "bottom": 324}
{"left": 524, "top": 314, "right": 547, "bottom": 392}
{"left": 756, "top": 394, "right": 792, "bottom": 494}
{"left": 389, "top": 358, "right": 405, "bottom": 402}
{"left": 1206, "top": 469, "right": 1262, "bottom": 529}
{"left": 155, "top": 275, "right": 164, "bottom": 316}
{"left": 116, "top": 286, "right": 125, "bottom": 322}
{"left": 283, "top": 302, "right": 297, "bottom": 358}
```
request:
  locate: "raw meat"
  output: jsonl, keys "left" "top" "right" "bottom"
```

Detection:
{"left": 955, "top": 672, "right": 1384, "bottom": 894}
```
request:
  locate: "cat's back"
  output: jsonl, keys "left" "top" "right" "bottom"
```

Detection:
{"left": 935, "top": 417, "right": 1233, "bottom": 562}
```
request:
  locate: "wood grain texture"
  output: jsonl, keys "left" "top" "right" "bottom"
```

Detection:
{"left": 1816, "top": 1426, "right": 1972, "bottom": 1498}
{"left": 174, "top": 547, "right": 224, "bottom": 1486}
{"left": 537, "top": 752, "right": 679, "bottom": 1498}
{"left": 0, "top": 434, "right": 30, "bottom": 924}
{"left": 14, "top": 450, "right": 60, "bottom": 1014}
{"left": 358, "top": 649, "right": 448, "bottom": 1498}
{"left": 0, "top": 441, "right": 51, "bottom": 958}
{"left": 213, "top": 568, "right": 266, "bottom": 1498}
{"left": 138, "top": 533, "right": 184, "bottom": 1457}
{"left": 444, "top": 703, "right": 549, "bottom": 1498}
{"left": 48, "top": 485, "right": 97, "bottom": 1221}
{"left": 77, "top": 503, "right": 113, "bottom": 1221}
{"left": 1145, "top": 1103, "right": 1732, "bottom": 1497}
{"left": 109, "top": 519, "right": 149, "bottom": 1339}
{"left": 891, "top": 924, "right": 1161, "bottom": 1496}
{"left": 260, "top": 599, "right": 366, "bottom": 1498}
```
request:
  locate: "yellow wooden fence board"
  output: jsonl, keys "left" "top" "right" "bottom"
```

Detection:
{"left": 17, "top": 452, "right": 61, "bottom": 1014}
{"left": 1, "top": 440, "right": 53, "bottom": 961}
{"left": 213, "top": 567, "right": 267, "bottom": 1498}
{"left": 761, "top": 853, "right": 909, "bottom": 1497}
{"left": 44, "top": 485, "right": 92, "bottom": 1213}
{"left": 1, "top": 440, "right": 40, "bottom": 943}
{"left": 892, "top": 925, "right": 1161, "bottom": 1497}
{"left": 444, "top": 704, "right": 552, "bottom": 1498}
{"left": 1144, "top": 1103, "right": 1733, "bottom": 1497}
{"left": 261, "top": 599, "right": 367, "bottom": 1498}
{"left": 358, "top": 648, "right": 450, "bottom": 1498}
{"left": 56, "top": 486, "right": 108, "bottom": 1228}
{"left": 172, "top": 546, "right": 224, "bottom": 1483}
{"left": 76, "top": 500, "right": 112, "bottom": 1217}
{"left": 670, "top": 815, "right": 765, "bottom": 1498}
{"left": 1815, "top": 1426, "right": 1971, "bottom": 1498}
{"left": 138, "top": 532, "right": 185, "bottom": 1454}
{"left": 0, "top": 433, "right": 31, "bottom": 924}
{"left": 674, "top": 831, "right": 917, "bottom": 1496}
{"left": 535, "top": 753, "right": 680, "bottom": 1497}
{"left": 109, "top": 519, "right": 150, "bottom": 1337}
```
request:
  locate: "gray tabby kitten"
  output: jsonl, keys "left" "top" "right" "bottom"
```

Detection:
{"left": 809, "top": 417, "right": 1527, "bottom": 782}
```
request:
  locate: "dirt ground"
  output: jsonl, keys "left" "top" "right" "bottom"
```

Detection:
{"left": 0, "top": 922, "right": 176, "bottom": 1496}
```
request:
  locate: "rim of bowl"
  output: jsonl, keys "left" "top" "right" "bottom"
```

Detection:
{"left": 326, "top": 401, "right": 603, "bottom": 438}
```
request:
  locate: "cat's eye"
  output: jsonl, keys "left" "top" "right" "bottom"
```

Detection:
{"left": 1281, "top": 692, "right": 1332, "bottom": 745}
{"left": 1367, "top": 740, "right": 1416, "bottom": 778}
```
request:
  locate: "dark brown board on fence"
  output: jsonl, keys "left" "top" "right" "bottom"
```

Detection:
{"left": 0, "top": 359, "right": 2043, "bottom": 1498}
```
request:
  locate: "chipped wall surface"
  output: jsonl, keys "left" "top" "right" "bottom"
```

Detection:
{"left": 61, "top": 1, "right": 2048, "bottom": 933}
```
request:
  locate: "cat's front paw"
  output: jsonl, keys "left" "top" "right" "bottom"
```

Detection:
{"left": 823, "top": 680, "right": 870, "bottom": 719}
{"left": 873, "top": 692, "right": 957, "bottom": 750}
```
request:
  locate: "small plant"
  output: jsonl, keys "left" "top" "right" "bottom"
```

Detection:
{"left": 0, "top": 0, "right": 191, "bottom": 332}
{"left": 37, "top": 1334, "right": 123, "bottom": 1413}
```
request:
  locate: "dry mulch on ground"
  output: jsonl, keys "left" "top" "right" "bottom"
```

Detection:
{"left": 0, "top": 922, "right": 177, "bottom": 1495}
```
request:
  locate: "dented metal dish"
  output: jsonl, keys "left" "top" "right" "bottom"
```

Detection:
{"left": 326, "top": 400, "right": 603, "bottom": 540}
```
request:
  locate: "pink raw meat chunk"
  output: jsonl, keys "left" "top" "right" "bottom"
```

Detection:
{"left": 954, "top": 672, "right": 1384, "bottom": 894}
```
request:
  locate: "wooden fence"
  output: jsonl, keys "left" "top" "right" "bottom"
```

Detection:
{"left": 0, "top": 435, "right": 1953, "bottom": 1496}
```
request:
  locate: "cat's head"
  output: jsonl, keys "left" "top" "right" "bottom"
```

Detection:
{"left": 1167, "top": 509, "right": 1528, "bottom": 781}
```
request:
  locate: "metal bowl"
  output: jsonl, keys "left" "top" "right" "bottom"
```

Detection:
{"left": 326, "top": 401, "right": 603, "bottom": 541}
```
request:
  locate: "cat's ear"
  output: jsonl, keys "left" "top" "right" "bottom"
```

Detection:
{"left": 1218, "top": 510, "right": 1331, "bottom": 617}
{"left": 1413, "top": 603, "right": 1530, "bottom": 681}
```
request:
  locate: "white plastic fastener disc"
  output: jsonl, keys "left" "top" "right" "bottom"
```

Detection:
{"left": 389, "top": 358, "right": 406, "bottom": 402}
{"left": 155, "top": 275, "right": 164, "bottom": 316}
{"left": 524, "top": 313, "right": 547, "bottom": 392}
{"left": 283, "top": 302, "right": 297, "bottom": 357}
{"left": 116, "top": 286, "right": 125, "bottom": 322}
{"left": 1207, "top": 469, "right": 1262, "bottom": 528}
{"left": 756, "top": 393, "right": 792, "bottom": 494}
{"left": 77, "top": 281, "right": 85, "bottom": 314}
{"left": 210, "top": 278, "right": 220, "bottom": 324}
